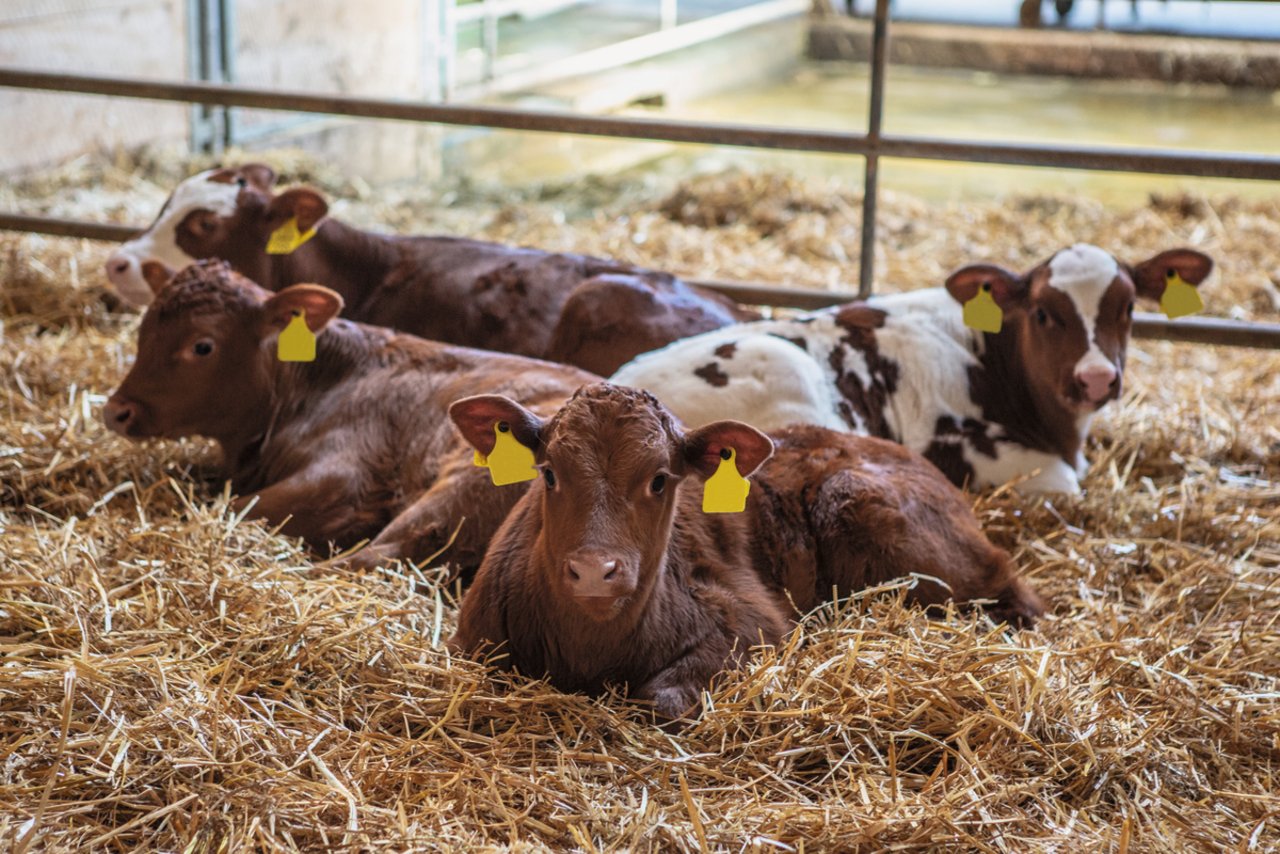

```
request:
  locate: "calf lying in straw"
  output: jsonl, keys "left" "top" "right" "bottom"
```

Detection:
{"left": 448, "top": 383, "right": 1043, "bottom": 720}
{"left": 103, "top": 260, "right": 594, "bottom": 569}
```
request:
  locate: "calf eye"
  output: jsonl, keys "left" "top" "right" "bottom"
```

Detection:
{"left": 1035, "top": 308, "right": 1050, "bottom": 327}
{"left": 1126, "top": 301, "right": 1135, "bottom": 318}
{"left": 543, "top": 468, "right": 556, "bottom": 488}
{"left": 650, "top": 474, "right": 667, "bottom": 495}
{"left": 236, "top": 177, "right": 247, "bottom": 188}
{"left": 192, "top": 339, "right": 215, "bottom": 357}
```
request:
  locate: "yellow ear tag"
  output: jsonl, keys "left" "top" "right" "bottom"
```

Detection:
{"left": 483, "top": 422, "right": 537, "bottom": 486}
{"left": 1161, "top": 270, "right": 1203, "bottom": 319}
{"left": 702, "top": 448, "right": 751, "bottom": 514}
{"left": 266, "top": 217, "right": 317, "bottom": 255}
{"left": 277, "top": 311, "right": 316, "bottom": 362}
{"left": 963, "top": 282, "right": 1003, "bottom": 334}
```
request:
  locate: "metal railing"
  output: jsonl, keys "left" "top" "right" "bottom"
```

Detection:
{"left": 2, "top": 0, "right": 1279, "bottom": 348}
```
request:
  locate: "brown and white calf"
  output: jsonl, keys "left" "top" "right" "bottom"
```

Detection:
{"left": 103, "top": 164, "right": 755, "bottom": 374}
{"left": 448, "top": 384, "right": 1042, "bottom": 720}
{"left": 612, "top": 244, "right": 1213, "bottom": 493}
{"left": 102, "top": 260, "right": 595, "bottom": 568}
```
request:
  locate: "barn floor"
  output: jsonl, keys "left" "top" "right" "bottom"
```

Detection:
{"left": 2, "top": 153, "right": 1278, "bottom": 851}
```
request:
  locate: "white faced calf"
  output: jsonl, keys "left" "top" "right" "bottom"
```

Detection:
{"left": 612, "top": 244, "right": 1213, "bottom": 493}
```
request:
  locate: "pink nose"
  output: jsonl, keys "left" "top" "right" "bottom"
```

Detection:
{"left": 105, "top": 252, "right": 137, "bottom": 287}
{"left": 1076, "top": 363, "right": 1118, "bottom": 402}
{"left": 566, "top": 555, "right": 622, "bottom": 598}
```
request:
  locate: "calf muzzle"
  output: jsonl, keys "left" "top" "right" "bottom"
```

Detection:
{"left": 103, "top": 395, "right": 139, "bottom": 437}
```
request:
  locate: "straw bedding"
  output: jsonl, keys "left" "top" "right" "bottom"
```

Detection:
{"left": 2, "top": 151, "right": 1278, "bottom": 852}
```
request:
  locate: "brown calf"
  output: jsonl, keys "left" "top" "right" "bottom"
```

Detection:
{"left": 448, "top": 384, "right": 1042, "bottom": 720}
{"left": 102, "top": 260, "right": 595, "bottom": 569}
{"left": 104, "top": 164, "right": 756, "bottom": 374}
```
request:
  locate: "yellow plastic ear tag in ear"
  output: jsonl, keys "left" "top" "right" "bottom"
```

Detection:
{"left": 1161, "top": 270, "right": 1203, "bottom": 319}
{"left": 963, "top": 282, "right": 1003, "bottom": 334}
{"left": 482, "top": 422, "right": 537, "bottom": 486}
{"left": 277, "top": 311, "right": 316, "bottom": 362}
{"left": 266, "top": 217, "right": 317, "bottom": 255}
{"left": 703, "top": 448, "right": 750, "bottom": 514}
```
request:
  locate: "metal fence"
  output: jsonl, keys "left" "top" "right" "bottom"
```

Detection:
{"left": 2, "top": 0, "right": 1279, "bottom": 348}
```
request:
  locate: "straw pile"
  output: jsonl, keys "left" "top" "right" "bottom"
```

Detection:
{"left": 2, "top": 151, "right": 1278, "bottom": 852}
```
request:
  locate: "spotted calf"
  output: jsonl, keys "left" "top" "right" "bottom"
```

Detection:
{"left": 612, "top": 244, "right": 1213, "bottom": 493}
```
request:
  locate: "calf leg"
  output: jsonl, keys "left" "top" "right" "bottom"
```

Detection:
{"left": 810, "top": 470, "right": 1043, "bottom": 626}
{"left": 347, "top": 454, "right": 526, "bottom": 573}
{"left": 232, "top": 467, "right": 385, "bottom": 552}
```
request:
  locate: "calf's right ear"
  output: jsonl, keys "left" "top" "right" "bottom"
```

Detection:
{"left": 449, "top": 395, "right": 546, "bottom": 456}
{"left": 683, "top": 421, "right": 773, "bottom": 479}
{"left": 945, "top": 264, "right": 1026, "bottom": 310}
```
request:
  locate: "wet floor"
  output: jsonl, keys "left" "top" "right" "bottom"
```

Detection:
{"left": 455, "top": 59, "right": 1280, "bottom": 205}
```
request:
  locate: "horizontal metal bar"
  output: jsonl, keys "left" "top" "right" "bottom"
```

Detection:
{"left": 479, "top": 0, "right": 806, "bottom": 97}
{"left": 0, "top": 212, "right": 139, "bottom": 242}
{"left": 3, "top": 210, "right": 1276, "bottom": 349}
{"left": 3, "top": 67, "right": 1280, "bottom": 180}
{"left": 694, "top": 278, "right": 1280, "bottom": 349}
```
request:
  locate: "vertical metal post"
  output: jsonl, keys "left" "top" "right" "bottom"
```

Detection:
{"left": 858, "top": 0, "right": 889, "bottom": 299}
{"left": 186, "top": 0, "right": 232, "bottom": 154}
{"left": 421, "top": 0, "right": 443, "bottom": 101}
{"left": 441, "top": 0, "right": 457, "bottom": 101}
{"left": 217, "top": 0, "right": 236, "bottom": 148}
{"left": 660, "top": 0, "right": 677, "bottom": 30}
{"left": 481, "top": 0, "right": 498, "bottom": 83}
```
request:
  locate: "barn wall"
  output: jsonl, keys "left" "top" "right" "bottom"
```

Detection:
{"left": 0, "top": 0, "right": 189, "bottom": 174}
{"left": 0, "top": 0, "right": 430, "bottom": 176}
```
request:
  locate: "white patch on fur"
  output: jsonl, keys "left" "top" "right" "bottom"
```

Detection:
{"left": 107, "top": 169, "right": 241, "bottom": 307}
{"left": 612, "top": 284, "right": 1092, "bottom": 494}
{"left": 1048, "top": 244, "right": 1120, "bottom": 383}
{"left": 612, "top": 330, "right": 845, "bottom": 431}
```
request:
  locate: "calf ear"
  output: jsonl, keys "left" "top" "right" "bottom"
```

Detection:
{"left": 1129, "top": 249, "right": 1214, "bottom": 301}
{"left": 238, "top": 163, "right": 278, "bottom": 192}
{"left": 141, "top": 261, "right": 176, "bottom": 295}
{"left": 266, "top": 187, "right": 329, "bottom": 233}
{"left": 945, "top": 264, "right": 1027, "bottom": 310}
{"left": 261, "top": 284, "right": 344, "bottom": 335}
{"left": 449, "top": 395, "right": 546, "bottom": 456}
{"left": 683, "top": 421, "right": 773, "bottom": 479}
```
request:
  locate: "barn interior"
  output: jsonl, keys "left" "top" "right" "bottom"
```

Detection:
{"left": 2, "top": 1, "right": 1279, "bottom": 850}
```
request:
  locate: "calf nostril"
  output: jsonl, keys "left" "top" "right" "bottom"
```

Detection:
{"left": 602, "top": 561, "right": 619, "bottom": 581}
{"left": 113, "top": 405, "right": 132, "bottom": 424}
{"left": 568, "top": 565, "right": 581, "bottom": 581}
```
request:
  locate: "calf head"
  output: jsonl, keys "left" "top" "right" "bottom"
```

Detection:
{"left": 105, "top": 164, "right": 330, "bottom": 308}
{"left": 945, "top": 243, "right": 1213, "bottom": 416}
{"left": 450, "top": 384, "right": 772, "bottom": 623}
{"left": 103, "top": 260, "right": 343, "bottom": 443}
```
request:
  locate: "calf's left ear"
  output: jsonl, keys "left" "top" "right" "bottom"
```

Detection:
{"left": 1129, "top": 249, "right": 1214, "bottom": 301}
{"left": 683, "top": 421, "right": 773, "bottom": 479}
{"left": 265, "top": 187, "right": 330, "bottom": 233}
{"left": 261, "top": 284, "right": 344, "bottom": 335}
{"left": 450, "top": 395, "right": 546, "bottom": 456}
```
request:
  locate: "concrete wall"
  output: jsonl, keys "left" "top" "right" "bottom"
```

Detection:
{"left": 0, "top": 0, "right": 189, "bottom": 173}
{"left": 0, "top": 0, "right": 432, "bottom": 176}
